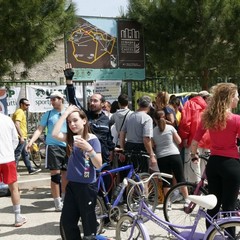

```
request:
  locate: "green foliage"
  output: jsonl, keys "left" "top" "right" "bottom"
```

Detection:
{"left": 0, "top": 0, "right": 76, "bottom": 78}
{"left": 127, "top": 0, "right": 240, "bottom": 89}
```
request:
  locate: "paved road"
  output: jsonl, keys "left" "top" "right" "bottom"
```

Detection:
{"left": 0, "top": 162, "right": 169, "bottom": 240}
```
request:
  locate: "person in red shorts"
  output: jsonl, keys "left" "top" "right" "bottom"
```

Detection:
{"left": 0, "top": 112, "right": 26, "bottom": 227}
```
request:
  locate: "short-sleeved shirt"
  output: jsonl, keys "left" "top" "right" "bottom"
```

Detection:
{"left": 67, "top": 134, "right": 101, "bottom": 183}
{"left": 40, "top": 109, "right": 67, "bottom": 147}
{"left": 194, "top": 113, "right": 240, "bottom": 159}
{"left": 122, "top": 111, "right": 153, "bottom": 143}
{"left": 12, "top": 108, "right": 27, "bottom": 139}
{"left": 153, "top": 124, "right": 180, "bottom": 158}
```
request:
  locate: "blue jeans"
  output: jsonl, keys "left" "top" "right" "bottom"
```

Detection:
{"left": 15, "top": 140, "right": 32, "bottom": 172}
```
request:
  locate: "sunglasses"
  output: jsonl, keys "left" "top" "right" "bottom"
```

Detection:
{"left": 24, "top": 103, "right": 30, "bottom": 106}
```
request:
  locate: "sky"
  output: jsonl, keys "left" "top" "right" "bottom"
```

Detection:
{"left": 72, "top": 0, "right": 129, "bottom": 18}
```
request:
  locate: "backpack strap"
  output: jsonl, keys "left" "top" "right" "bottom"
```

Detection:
{"left": 119, "top": 110, "right": 130, "bottom": 132}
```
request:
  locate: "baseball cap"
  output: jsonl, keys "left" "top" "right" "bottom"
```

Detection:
{"left": 137, "top": 95, "right": 152, "bottom": 108}
{"left": 198, "top": 90, "right": 210, "bottom": 97}
{"left": 46, "top": 91, "right": 65, "bottom": 99}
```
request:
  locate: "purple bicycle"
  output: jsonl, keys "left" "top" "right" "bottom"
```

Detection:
{"left": 116, "top": 172, "right": 240, "bottom": 240}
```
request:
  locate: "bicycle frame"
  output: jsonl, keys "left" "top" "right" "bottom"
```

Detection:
{"left": 123, "top": 173, "right": 240, "bottom": 240}
{"left": 97, "top": 164, "right": 141, "bottom": 208}
{"left": 184, "top": 155, "right": 208, "bottom": 214}
{"left": 127, "top": 194, "right": 240, "bottom": 240}
{"left": 184, "top": 168, "right": 207, "bottom": 214}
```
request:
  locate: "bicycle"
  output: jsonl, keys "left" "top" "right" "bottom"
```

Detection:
{"left": 163, "top": 152, "right": 210, "bottom": 233}
{"left": 60, "top": 150, "right": 159, "bottom": 238}
{"left": 28, "top": 135, "right": 46, "bottom": 168}
{"left": 95, "top": 150, "right": 158, "bottom": 233}
{"left": 116, "top": 172, "right": 240, "bottom": 240}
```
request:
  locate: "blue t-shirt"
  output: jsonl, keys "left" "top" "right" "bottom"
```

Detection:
{"left": 40, "top": 109, "right": 67, "bottom": 147}
{"left": 67, "top": 134, "right": 101, "bottom": 183}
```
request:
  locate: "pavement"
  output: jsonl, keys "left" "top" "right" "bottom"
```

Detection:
{"left": 0, "top": 161, "right": 169, "bottom": 240}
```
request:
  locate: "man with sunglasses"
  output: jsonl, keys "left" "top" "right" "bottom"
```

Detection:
{"left": 12, "top": 98, "right": 41, "bottom": 175}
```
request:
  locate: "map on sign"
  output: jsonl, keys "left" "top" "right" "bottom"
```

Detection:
{"left": 66, "top": 17, "right": 145, "bottom": 81}
{"left": 68, "top": 18, "right": 117, "bottom": 68}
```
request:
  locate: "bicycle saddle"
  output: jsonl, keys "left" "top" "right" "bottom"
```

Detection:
{"left": 187, "top": 194, "right": 217, "bottom": 210}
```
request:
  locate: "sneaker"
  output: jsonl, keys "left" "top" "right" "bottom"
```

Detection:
{"left": 171, "top": 191, "right": 184, "bottom": 203}
{"left": 55, "top": 202, "right": 63, "bottom": 212}
{"left": 29, "top": 168, "right": 41, "bottom": 175}
{"left": 15, "top": 216, "right": 27, "bottom": 227}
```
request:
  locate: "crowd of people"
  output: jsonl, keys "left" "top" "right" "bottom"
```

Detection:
{"left": 1, "top": 63, "right": 240, "bottom": 239}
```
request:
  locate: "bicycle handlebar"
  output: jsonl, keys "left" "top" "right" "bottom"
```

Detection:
{"left": 124, "top": 172, "right": 173, "bottom": 187}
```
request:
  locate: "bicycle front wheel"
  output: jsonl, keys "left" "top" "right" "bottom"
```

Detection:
{"left": 116, "top": 214, "right": 149, "bottom": 240}
{"left": 127, "top": 172, "right": 158, "bottom": 212}
{"left": 206, "top": 221, "right": 240, "bottom": 240}
{"left": 163, "top": 181, "right": 208, "bottom": 233}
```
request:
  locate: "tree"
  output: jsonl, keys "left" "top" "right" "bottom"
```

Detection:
{"left": 127, "top": 0, "right": 240, "bottom": 89}
{"left": 0, "top": 0, "right": 76, "bottom": 78}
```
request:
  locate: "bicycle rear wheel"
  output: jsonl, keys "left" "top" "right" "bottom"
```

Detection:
{"left": 127, "top": 172, "right": 158, "bottom": 212}
{"left": 39, "top": 142, "right": 46, "bottom": 159}
{"left": 116, "top": 214, "right": 148, "bottom": 240}
{"left": 163, "top": 181, "right": 208, "bottom": 233}
{"left": 206, "top": 221, "right": 240, "bottom": 240}
{"left": 29, "top": 150, "right": 42, "bottom": 168}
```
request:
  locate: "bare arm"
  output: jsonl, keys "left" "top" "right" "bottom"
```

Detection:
{"left": 119, "top": 131, "right": 126, "bottom": 149}
{"left": 26, "top": 125, "right": 44, "bottom": 151}
{"left": 173, "top": 132, "right": 182, "bottom": 145}
{"left": 143, "top": 136, "right": 157, "bottom": 166}
{"left": 14, "top": 120, "right": 24, "bottom": 143}
{"left": 52, "top": 111, "right": 68, "bottom": 142}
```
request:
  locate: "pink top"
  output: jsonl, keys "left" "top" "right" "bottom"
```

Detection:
{"left": 194, "top": 113, "right": 240, "bottom": 159}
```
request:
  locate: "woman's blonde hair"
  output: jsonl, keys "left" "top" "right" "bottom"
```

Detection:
{"left": 202, "top": 83, "right": 238, "bottom": 130}
{"left": 155, "top": 91, "right": 169, "bottom": 110}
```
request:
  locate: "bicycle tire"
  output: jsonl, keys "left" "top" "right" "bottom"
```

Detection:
{"left": 95, "top": 196, "right": 105, "bottom": 235}
{"left": 116, "top": 214, "right": 149, "bottom": 240}
{"left": 163, "top": 181, "right": 208, "bottom": 233}
{"left": 29, "top": 151, "right": 42, "bottom": 168}
{"left": 127, "top": 172, "right": 158, "bottom": 213}
{"left": 39, "top": 142, "right": 46, "bottom": 159}
{"left": 206, "top": 221, "right": 240, "bottom": 240}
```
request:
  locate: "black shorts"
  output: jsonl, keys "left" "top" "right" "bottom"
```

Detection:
{"left": 46, "top": 145, "right": 67, "bottom": 171}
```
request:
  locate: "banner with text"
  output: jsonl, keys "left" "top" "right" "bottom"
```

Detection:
{"left": 0, "top": 88, "right": 7, "bottom": 115}
{"left": 26, "top": 85, "right": 83, "bottom": 113}
{"left": 94, "top": 81, "right": 122, "bottom": 103}
{"left": 7, "top": 87, "right": 21, "bottom": 114}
